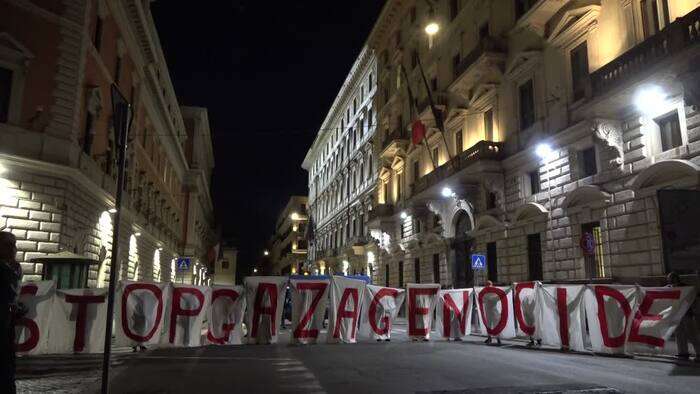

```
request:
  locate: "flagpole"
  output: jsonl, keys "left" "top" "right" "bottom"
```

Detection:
{"left": 400, "top": 64, "right": 437, "bottom": 170}
{"left": 416, "top": 56, "right": 452, "bottom": 161}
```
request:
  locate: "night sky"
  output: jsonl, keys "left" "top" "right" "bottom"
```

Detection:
{"left": 151, "top": 1, "right": 386, "bottom": 277}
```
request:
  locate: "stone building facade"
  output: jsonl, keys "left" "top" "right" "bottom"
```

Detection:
{"left": 365, "top": 0, "right": 700, "bottom": 288}
{"left": 0, "top": 0, "right": 216, "bottom": 287}
{"left": 302, "top": 46, "right": 379, "bottom": 277}
{"left": 270, "top": 196, "right": 308, "bottom": 275}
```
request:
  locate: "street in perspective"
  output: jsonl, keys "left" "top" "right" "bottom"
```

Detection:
{"left": 2, "top": 0, "right": 700, "bottom": 393}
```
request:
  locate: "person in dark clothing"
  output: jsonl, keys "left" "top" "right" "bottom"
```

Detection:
{"left": 667, "top": 272, "right": 700, "bottom": 361}
{"left": 1, "top": 231, "right": 20, "bottom": 394}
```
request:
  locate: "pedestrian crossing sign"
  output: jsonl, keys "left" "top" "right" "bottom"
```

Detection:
{"left": 471, "top": 254, "right": 486, "bottom": 270}
{"left": 176, "top": 257, "right": 191, "bottom": 271}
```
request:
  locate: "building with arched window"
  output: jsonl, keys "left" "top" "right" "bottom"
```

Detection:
{"left": 0, "top": 1, "right": 217, "bottom": 287}
{"left": 366, "top": 0, "right": 700, "bottom": 288}
{"left": 302, "top": 46, "right": 379, "bottom": 276}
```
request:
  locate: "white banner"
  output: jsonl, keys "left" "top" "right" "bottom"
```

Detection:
{"left": 115, "top": 281, "right": 171, "bottom": 348}
{"left": 362, "top": 284, "right": 405, "bottom": 340}
{"left": 290, "top": 278, "right": 330, "bottom": 345}
{"left": 206, "top": 285, "right": 246, "bottom": 345}
{"left": 327, "top": 275, "right": 365, "bottom": 344}
{"left": 15, "top": 281, "right": 55, "bottom": 355}
{"left": 47, "top": 288, "right": 108, "bottom": 354}
{"left": 535, "top": 284, "right": 586, "bottom": 351}
{"left": 584, "top": 285, "right": 638, "bottom": 354}
{"left": 626, "top": 286, "right": 696, "bottom": 354}
{"left": 166, "top": 284, "right": 211, "bottom": 347}
{"left": 406, "top": 283, "right": 440, "bottom": 340}
{"left": 475, "top": 285, "right": 516, "bottom": 339}
{"left": 244, "top": 276, "right": 287, "bottom": 344}
{"left": 436, "top": 288, "right": 473, "bottom": 340}
{"left": 513, "top": 282, "right": 538, "bottom": 338}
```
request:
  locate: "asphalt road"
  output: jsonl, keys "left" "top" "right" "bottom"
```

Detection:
{"left": 99, "top": 328, "right": 700, "bottom": 394}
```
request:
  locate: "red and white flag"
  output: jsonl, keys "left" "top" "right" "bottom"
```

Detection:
{"left": 290, "top": 278, "right": 330, "bottom": 345}
{"left": 15, "top": 281, "right": 55, "bottom": 355}
{"left": 535, "top": 284, "right": 586, "bottom": 351}
{"left": 47, "top": 288, "right": 108, "bottom": 354}
{"left": 436, "top": 288, "right": 473, "bottom": 340}
{"left": 206, "top": 285, "right": 246, "bottom": 345}
{"left": 362, "top": 284, "right": 406, "bottom": 340}
{"left": 584, "top": 285, "right": 638, "bottom": 354}
{"left": 244, "top": 276, "right": 287, "bottom": 344}
{"left": 328, "top": 275, "right": 365, "bottom": 344}
{"left": 476, "top": 285, "right": 516, "bottom": 339}
{"left": 626, "top": 286, "right": 696, "bottom": 354}
{"left": 406, "top": 283, "right": 440, "bottom": 340}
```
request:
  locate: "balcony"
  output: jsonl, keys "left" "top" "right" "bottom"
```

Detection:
{"left": 591, "top": 7, "right": 700, "bottom": 97}
{"left": 381, "top": 128, "right": 410, "bottom": 156}
{"left": 448, "top": 37, "right": 506, "bottom": 96}
{"left": 367, "top": 204, "right": 394, "bottom": 222}
{"left": 413, "top": 140, "right": 504, "bottom": 196}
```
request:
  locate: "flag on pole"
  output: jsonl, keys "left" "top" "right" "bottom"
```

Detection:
{"left": 412, "top": 119, "right": 426, "bottom": 146}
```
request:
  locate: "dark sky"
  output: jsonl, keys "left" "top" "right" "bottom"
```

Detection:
{"left": 151, "top": 1, "right": 385, "bottom": 276}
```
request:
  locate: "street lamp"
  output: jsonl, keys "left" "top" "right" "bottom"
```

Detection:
{"left": 441, "top": 186, "right": 454, "bottom": 198}
{"left": 253, "top": 267, "right": 258, "bottom": 273}
{"left": 635, "top": 85, "right": 666, "bottom": 116}
{"left": 290, "top": 212, "right": 299, "bottom": 220}
{"left": 108, "top": 208, "right": 117, "bottom": 214}
{"left": 101, "top": 84, "right": 134, "bottom": 394}
{"left": 263, "top": 250, "right": 269, "bottom": 256}
{"left": 400, "top": 211, "right": 408, "bottom": 220}
{"left": 535, "top": 143, "right": 553, "bottom": 160}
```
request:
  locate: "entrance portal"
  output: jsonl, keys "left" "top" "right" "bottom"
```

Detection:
{"left": 452, "top": 210, "right": 474, "bottom": 288}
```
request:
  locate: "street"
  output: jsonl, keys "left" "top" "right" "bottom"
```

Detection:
{"left": 16, "top": 323, "right": 700, "bottom": 393}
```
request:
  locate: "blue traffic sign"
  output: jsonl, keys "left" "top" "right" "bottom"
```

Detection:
{"left": 176, "top": 257, "right": 191, "bottom": 271}
{"left": 471, "top": 254, "right": 486, "bottom": 270}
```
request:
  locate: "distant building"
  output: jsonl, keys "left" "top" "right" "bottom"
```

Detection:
{"left": 212, "top": 244, "right": 237, "bottom": 285}
{"left": 0, "top": 0, "right": 217, "bottom": 287}
{"left": 302, "top": 46, "right": 378, "bottom": 277}
{"left": 270, "top": 196, "right": 309, "bottom": 275}
{"left": 366, "top": 0, "right": 700, "bottom": 288}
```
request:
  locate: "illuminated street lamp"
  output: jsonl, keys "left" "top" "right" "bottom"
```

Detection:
{"left": 400, "top": 211, "right": 408, "bottom": 220}
{"left": 535, "top": 143, "right": 554, "bottom": 161}
{"left": 108, "top": 208, "right": 118, "bottom": 214}
{"left": 253, "top": 267, "right": 258, "bottom": 273}
{"left": 263, "top": 250, "right": 269, "bottom": 256}
{"left": 290, "top": 212, "right": 299, "bottom": 220}
{"left": 635, "top": 85, "right": 666, "bottom": 116}
{"left": 441, "top": 187, "right": 454, "bottom": 198}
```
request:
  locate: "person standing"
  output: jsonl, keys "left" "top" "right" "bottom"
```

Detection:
{"left": 667, "top": 272, "right": 700, "bottom": 361}
{"left": 1, "top": 231, "right": 21, "bottom": 393}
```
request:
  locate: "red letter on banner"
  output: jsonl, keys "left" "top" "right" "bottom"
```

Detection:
{"left": 368, "top": 288, "right": 399, "bottom": 335}
{"left": 556, "top": 288, "right": 569, "bottom": 348}
{"left": 628, "top": 290, "right": 681, "bottom": 347}
{"left": 442, "top": 291, "right": 469, "bottom": 337}
{"left": 206, "top": 289, "right": 240, "bottom": 344}
{"left": 169, "top": 287, "right": 205, "bottom": 343}
{"left": 251, "top": 283, "right": 279, "bottom": 337}
{"left": 477, "top": 287, "right": 509, "bottom": 336}
{"left": 333, "top": 288, "right": 359, "bottom": 339}
{"left": 14, "top": 284, "right": 39, "bottom": 352}
{"left": 64, "top": 293, "right": 106, "bottom": 352}
{"left": 294, "top": 282, "right": 328, "bottom": 339}
{"left": 121, "top": 284, "right": 164, "bottom": 343}
{"left": 514, "top": 282, "right": 535, "bottom": 336}
{"left": 594, "top": 286, "right": 632, "bottom": 348}
{"left": 408, "top": 287, "right": 438, "bottom": 336}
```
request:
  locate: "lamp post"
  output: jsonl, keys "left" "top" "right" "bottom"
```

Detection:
{"left": 101, "top": 84, "right": 133, "bottom": 394}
